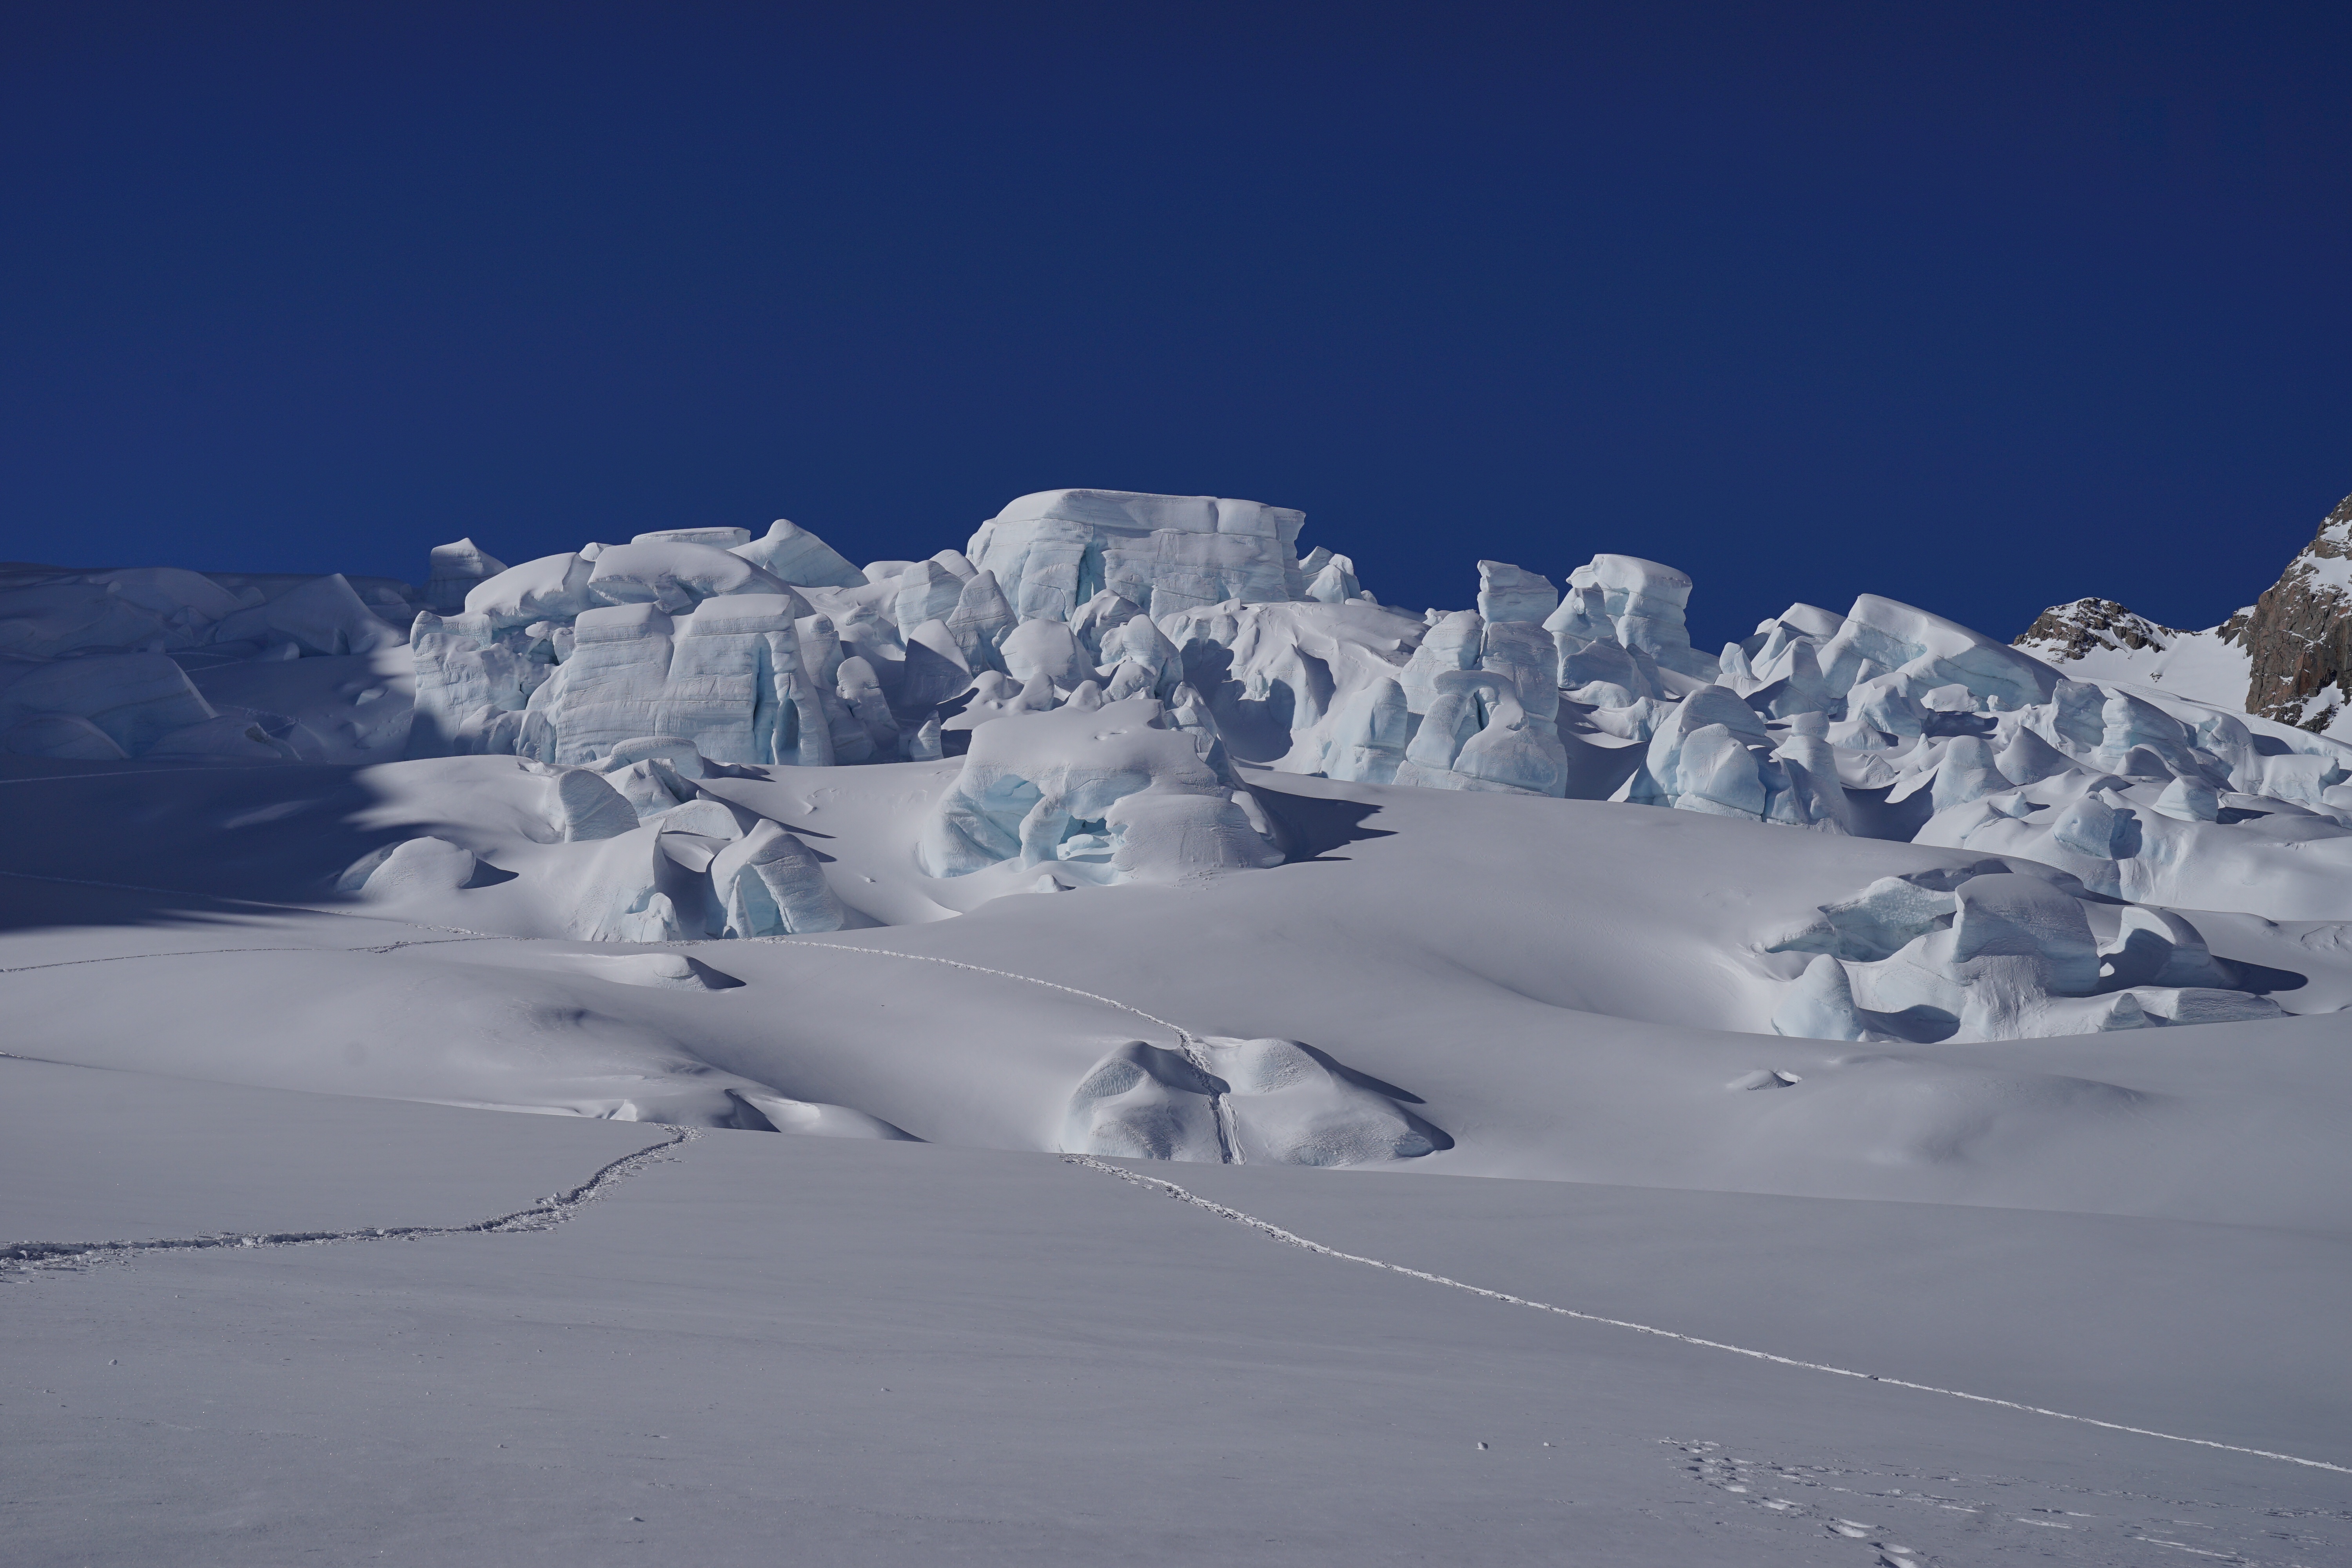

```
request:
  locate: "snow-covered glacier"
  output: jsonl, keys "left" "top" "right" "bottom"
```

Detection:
{"left": 11, "top": 486, "right": 2352, "bottom": 1175}
{"left": 12, "top": 486, "right": 2352, "bottom": 1566}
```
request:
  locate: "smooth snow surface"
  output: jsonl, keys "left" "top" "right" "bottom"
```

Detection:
{"left": 6, "top": 1081, "right": 2349, "bottom": 1566}
{"left": 5, "top": 491, "right": 2351, "bottom": 1563}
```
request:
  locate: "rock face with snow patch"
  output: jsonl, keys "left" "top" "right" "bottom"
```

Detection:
{"left": 2013, "top": 598, "right": 2182, "bottom": 663}
{"left": 2235, "top": 491, "right": 2352, "bottom": 731}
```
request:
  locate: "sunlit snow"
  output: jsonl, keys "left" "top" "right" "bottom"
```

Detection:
{"left": 5, "top": 487, "right": 2350, "bottom": 1564}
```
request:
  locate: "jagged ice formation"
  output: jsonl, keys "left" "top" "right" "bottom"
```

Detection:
{"left": 10, "top": 481, "right": 2352, "bottom": 1082}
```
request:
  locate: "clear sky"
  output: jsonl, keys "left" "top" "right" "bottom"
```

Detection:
{"left": 5, "top": 2, "right": 2348, "bottom": 650}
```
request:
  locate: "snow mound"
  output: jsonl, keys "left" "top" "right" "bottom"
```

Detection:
{"left": 918, "top": 695, "right": 1278, "bottom": 883}
{"left": 1768, "top": 864, "right": 2291, "bottom": 1042}
{"left": 735, "top": 1093, "right": 917, "bottom": 1140}
{"left": 1060, "top": 1038, "right": 1446, "bottom": 1166}
{"left": 336, "top": 835, "right": 478, "bottom": 900}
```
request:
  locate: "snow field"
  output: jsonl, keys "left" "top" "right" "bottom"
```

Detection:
{"left": 4, "top": 1079, "right": 2345, "bottom": 1565}
{"left": 9, "top": 486, "right": 2352, "bottom": 1562}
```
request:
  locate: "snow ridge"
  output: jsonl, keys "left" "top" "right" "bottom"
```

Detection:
{"left": 2, "top": 1124, "right": 695, "bottom": 1274}
{"left": 1063, "top": 1154, "right": 2352, "bottom": 1476}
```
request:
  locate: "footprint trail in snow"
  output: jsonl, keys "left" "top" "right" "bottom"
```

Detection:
{"left": 2, "top": 1126, "right": 696, "bottom": 1275}
{"left": 1064, "top": 1154, "right": 2352, "bottom": 1479}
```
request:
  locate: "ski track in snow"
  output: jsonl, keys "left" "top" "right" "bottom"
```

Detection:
{"left": 1062, "top": 1154, "right": 2352, "bottom": 1479}
{"left": 760, "top": 936, "right": 1194, "bottom": 1035}
{"left": 1, "top": 1126, "right": 695, "bottom": 1276}
{"left": 7, "top": 871, "right": 2349, "bottom": 1483}
{"left": 1185, "top": 1036, "right": 1243, "bottom": 1165}
{"left": 0, "top": 936, "right": 499, "bottom": 975}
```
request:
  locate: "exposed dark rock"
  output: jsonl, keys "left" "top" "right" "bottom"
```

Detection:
{"left": 2237, "top": 492, "right": 2352, "bottom": 730}
{"left": 2012, "top": 598, "right": 2180, "bottom": 662}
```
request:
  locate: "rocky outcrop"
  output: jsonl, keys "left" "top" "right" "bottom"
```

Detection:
{"left": 2234, "top": 492, "right": 2352, "bottom": 730}
{"left": 2013, "top": 598, "right": 2180, "bottom": 662}
{"left": 2010, "top": 491, "right": 2352, "bottom": 733}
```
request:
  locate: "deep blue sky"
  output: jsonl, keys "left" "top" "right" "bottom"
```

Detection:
{"left": 5, "top": 2, "right": 2348, "bottom": 649}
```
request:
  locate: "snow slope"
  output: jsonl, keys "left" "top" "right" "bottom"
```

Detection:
{"left": 7, "top": 489, "right": 2352, "bottom": 1563}
{"left": 5, "top": 1069, "right": 2347, "bottom": 1566}
{"left": 9, "top": 753, "right": 2352, "bottom": 1230}
{"left": 2017, "top": 617, "right": 2255, "bottom": 711}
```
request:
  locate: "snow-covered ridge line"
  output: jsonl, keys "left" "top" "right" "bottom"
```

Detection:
{"left": 1064, "top": 1154, "right": 2352, "bottom": 1476}
{"left": 2013, "top": 598, "right": 2184, "bottom": 662}
{"left": 1, "top": 1123, "right": 695, "bottom": 1273}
